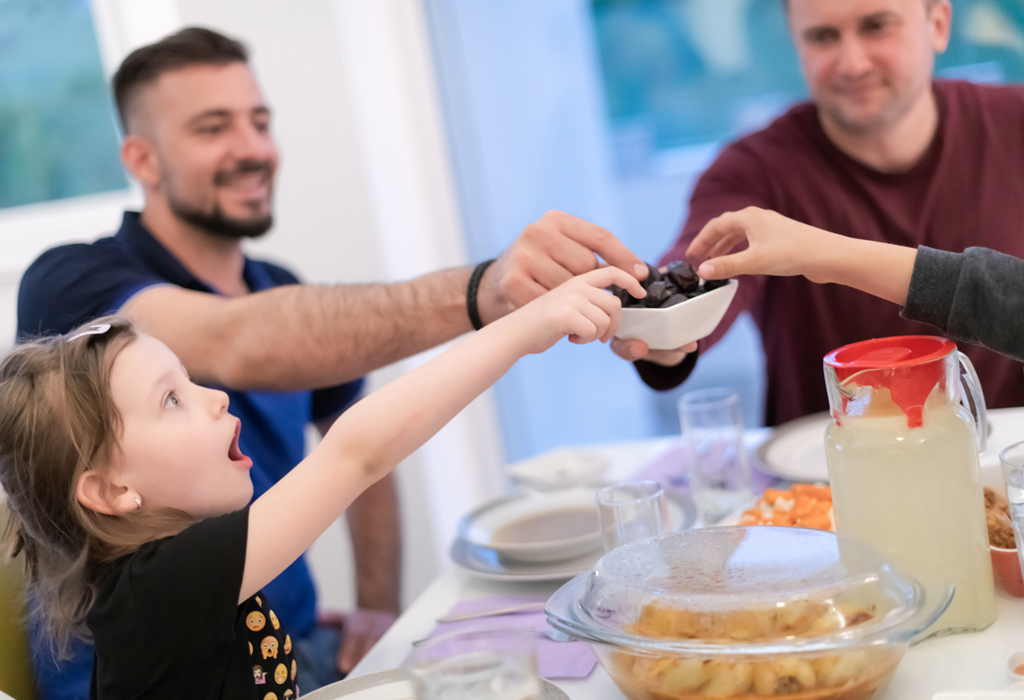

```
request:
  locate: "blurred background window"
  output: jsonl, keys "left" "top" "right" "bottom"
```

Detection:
{"left": 427, "top": 0, "right": 1024, "bottom": 463}
{"left": 592, "top": 0, "right": 1024, "bottom": 177}
{"left": 0, "top": 0, "right": 127, "bottom": 210}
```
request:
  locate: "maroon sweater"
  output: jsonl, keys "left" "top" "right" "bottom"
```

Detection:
{"left": 647, "top": 80, "right": 1024, "bottom": 426}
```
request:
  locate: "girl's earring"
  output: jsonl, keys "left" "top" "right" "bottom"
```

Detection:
{"left": 134, "top": 498, "right": 142, "bottom": 509}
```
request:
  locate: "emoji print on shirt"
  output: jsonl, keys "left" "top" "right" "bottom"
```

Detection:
{"left": 261, "top": 636, "right": 279, "bottom": 659}
{"left": 247, "top": 611, "right": 266, "bottom": 632}
{"left": 245, "top": 592, "right": 297, "bottom": 697}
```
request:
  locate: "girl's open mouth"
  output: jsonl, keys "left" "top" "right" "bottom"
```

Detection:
{"left": 228, "top": 419, "right": 250, "bottom": 465}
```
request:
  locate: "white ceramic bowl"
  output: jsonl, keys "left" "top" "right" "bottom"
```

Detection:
{"left": 616, "top": 279, "right": 739, "bottom": 351}
{"left": 1008, "top": 651, "right": 1024, "bottom": 683}
{"left": 459, "top": 488, "right": 603, "bottom": 563}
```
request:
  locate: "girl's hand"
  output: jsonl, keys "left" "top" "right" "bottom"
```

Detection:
{"left": 512, "top": 266, "right": 647, "bottom": 355}
{"left": 686, "top": 207, "right": 840, "bottom": 284}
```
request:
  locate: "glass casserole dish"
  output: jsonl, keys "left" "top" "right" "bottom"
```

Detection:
{"left": 545, "top": 527, "right": 953, "bottom": 699}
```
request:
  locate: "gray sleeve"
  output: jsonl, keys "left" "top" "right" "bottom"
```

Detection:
{"left": 901, "top": 246, "right": 1024, "bottom": 362}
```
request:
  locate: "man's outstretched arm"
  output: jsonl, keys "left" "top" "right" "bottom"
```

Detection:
{"left": 124, "top": 210, "right": 647, "bottom": 391}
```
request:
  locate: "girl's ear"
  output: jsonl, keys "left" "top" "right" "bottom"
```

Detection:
{"left": 76, "top": 470, "right": 139, "bottom": 515}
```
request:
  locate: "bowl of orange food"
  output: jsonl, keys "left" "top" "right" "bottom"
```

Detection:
{"left": 545, "top": 527, "right": 952, "bottom": 700}
{"left": 984, "top": 487, "right": 1024, "bottom": 597}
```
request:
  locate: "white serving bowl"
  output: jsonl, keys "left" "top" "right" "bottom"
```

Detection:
{"left": 616, "top": 279, "right": 739, "bottom": 351}
{"left": 459, "top": 488, "right": 603, "bottom": 564}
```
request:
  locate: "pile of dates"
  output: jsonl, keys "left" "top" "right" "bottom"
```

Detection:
{"left": 612, "top": 261, "right": 729, "bottom": 309}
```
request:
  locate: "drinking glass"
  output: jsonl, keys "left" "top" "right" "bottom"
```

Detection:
{"left": 596, "top": 480, "right": 670, "bottom": 552}
{"left": 1001, "top": 441, "right": 1024, "bottom": 578}
{"left": 404, "top": 627, "right": 541, "bottom": 700}
{"left": 679, "top": 388, "right": 752, "bottom": 523}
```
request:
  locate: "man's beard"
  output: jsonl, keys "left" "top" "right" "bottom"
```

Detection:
{"left": 170, "top": 199, "right": 273, "bottom": 240}
{"left": 167, "top": 160, "right": 274, "bottom": 240}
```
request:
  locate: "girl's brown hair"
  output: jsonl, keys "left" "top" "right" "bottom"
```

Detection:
{"left": 0, "top": 317, "right": 193, "bottom": 655}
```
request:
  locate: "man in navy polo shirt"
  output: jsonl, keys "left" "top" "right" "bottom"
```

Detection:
{"left": 17, "top": 28, "right": 649, "bottom": 699}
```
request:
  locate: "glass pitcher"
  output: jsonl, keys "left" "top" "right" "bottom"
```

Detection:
{"left": 823, "top": 336, "right": 994, "bottom": 640}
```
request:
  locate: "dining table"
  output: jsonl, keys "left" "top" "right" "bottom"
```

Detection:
{"left": 348, "top": 407, "right": 1024, "bottom": 700}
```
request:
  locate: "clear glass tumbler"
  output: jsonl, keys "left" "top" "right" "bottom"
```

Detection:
{"left": 404, "top": 627, "right": 541, "bottom": 700}
{"left": 596, "top": 480, "right": 670, "bottom": 552}
{"left": 1001, "top": 441, "right": 1024, "bottom": 578}
{"left": 679, "top": 388, "right": 752, "bottom": 524}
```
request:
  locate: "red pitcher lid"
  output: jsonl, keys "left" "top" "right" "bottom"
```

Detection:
{"left": 824, "top": 336, "right": 955, "bottom": 428}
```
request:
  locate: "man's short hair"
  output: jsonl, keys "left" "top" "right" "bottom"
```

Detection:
{"left": 112, "top": 26, "right": 248, "bottom": 134}
{"left": 781, "top": 0, "right": 939, "bottom": 10}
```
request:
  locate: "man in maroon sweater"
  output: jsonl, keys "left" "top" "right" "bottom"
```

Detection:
{"left": 613, "top": 0, "right": 1024, "bottom": 425}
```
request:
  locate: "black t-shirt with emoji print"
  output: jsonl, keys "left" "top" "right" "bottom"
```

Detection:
{"left": 244, "top": 594, "right": 298, "bottom": 699}
{"left": 89, "top": 507, "right": 300, "bottom": 699}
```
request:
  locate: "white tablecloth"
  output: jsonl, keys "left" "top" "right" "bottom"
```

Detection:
{"left": 350, "top": 407, "right": 1024, "bottom": 699}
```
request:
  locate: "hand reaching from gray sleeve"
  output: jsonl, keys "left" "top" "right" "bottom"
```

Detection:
{"left": 903, "top": 246, "right": 1024, "bottom": 362}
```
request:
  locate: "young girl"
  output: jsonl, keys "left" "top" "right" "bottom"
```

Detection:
{"left": 688, "top": 206, "right": 1024, "bottom": 361}
{"left": 0, "top": 266, "right": 645, "bottom": 700}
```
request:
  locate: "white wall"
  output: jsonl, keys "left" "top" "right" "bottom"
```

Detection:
{"left": 174, "top": 0, "right": 384, "bottom": 288}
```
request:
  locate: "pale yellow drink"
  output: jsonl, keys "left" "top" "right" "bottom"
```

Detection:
{"left": 825, "top": 396, "right": 994, "bottom": 639}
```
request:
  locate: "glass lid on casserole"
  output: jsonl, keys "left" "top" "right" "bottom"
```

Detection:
{"left": 546, "top": 527, "right": 952, "bottom": 656}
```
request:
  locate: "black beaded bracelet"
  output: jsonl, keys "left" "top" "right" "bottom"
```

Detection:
{"left": 467, "top": 259, "right": 496, "bottom": 331}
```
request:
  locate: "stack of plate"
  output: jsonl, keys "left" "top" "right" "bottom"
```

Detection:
{"left": 450, "top": 486, "right": 697, "bottom": 582}
{"left": 300, "top": 669, "right": 571, "bottom": 700}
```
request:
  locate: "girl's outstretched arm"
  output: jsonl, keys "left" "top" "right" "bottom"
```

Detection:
{"left": 687, "top": 206, "right": 1024, "bottom": 364}
{"left": 686, "top": 207, "right": 917, "bottom": 306}
{"left": 239, "top": 267, "right": 646, "bottom": 602}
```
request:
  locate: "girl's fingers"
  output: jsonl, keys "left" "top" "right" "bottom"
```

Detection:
{"left": 705, "top": 229, "right": 746, "bottom": 261}
{"left": 688, "top": 210, "right": 750, "bottom": 261}
{"left": 572, "top": 301, "right": 611, "bottom": 344}
{"left": 585, "top": 283, "right": 621, "bottom": 314}
{"left": 577, "top": 266, "right": 646, "bottom": 299}
{"left": 582, "top": 286, "right": 622, "bottom": 342}
{"left": 599, "top": 298, "right": 622, "bottom": 344}
{"left": 565, "top": 315, "right": 599, "bottom": 345}
{"left": 699, "top": 250, "right": 752, "bottom": 279}
{"left": 687, "top": 218, "right": 728, "bottom": 261}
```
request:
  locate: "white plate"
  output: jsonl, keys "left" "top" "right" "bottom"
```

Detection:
{"left": 451, "top": 492, "right": 697, "bottom": 581}
{"left": 301, "top": 669, "right": 570, "bottom": 700}
{"left": 757, "top": 412, "right": 996, "bottom": 484}
{"left": 755, "top": 412, "right": 832, "bottom": 483}
{"left": 507, "top": 449, "right": 610, "bottom": 491}
{"left": 459, "top": 488, "right": 604, "bottom": 563}
{"left": 450, "top": 538, "right": 604, "bottom": 582}
{"left": 616, "top": 279, "right": 738, "bottom": 351}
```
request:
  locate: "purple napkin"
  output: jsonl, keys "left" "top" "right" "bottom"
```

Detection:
{"left": 413, "top": 594, "right": 598, "bottom": 680}
{"left": 634, "top": 444, "right": 779, "bottom": 499}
